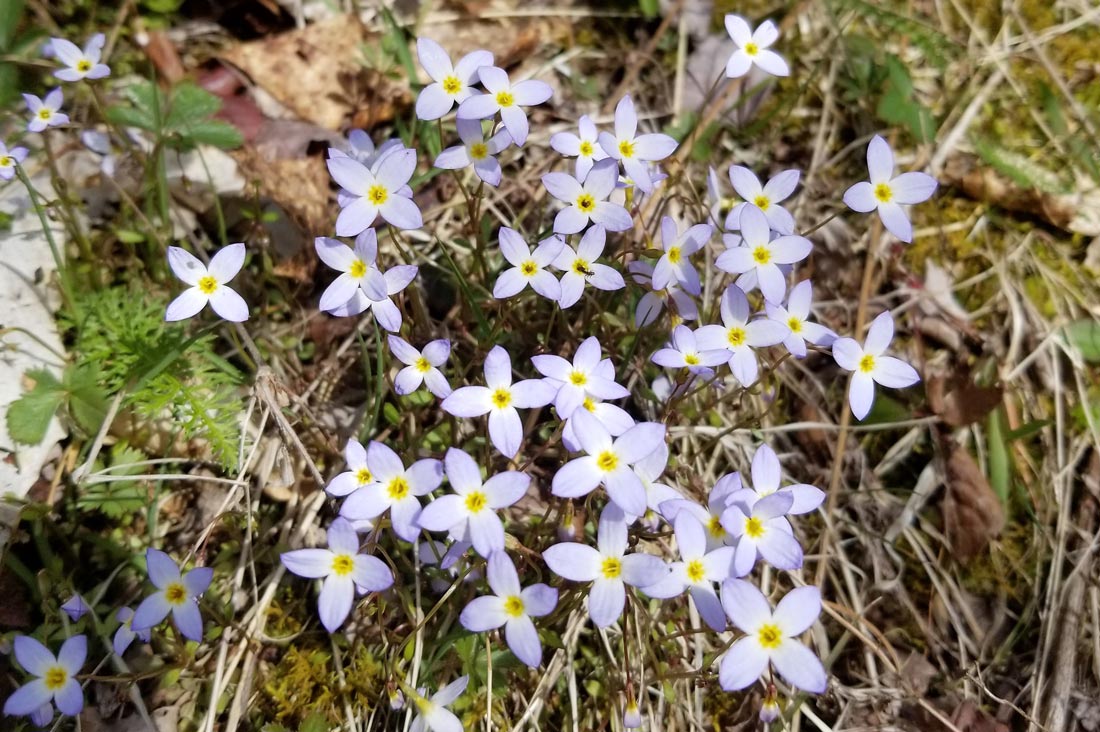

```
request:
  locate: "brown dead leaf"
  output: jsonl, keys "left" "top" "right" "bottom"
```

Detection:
{"left": 232, "top": 151, "right": 331, "bottom": 243}
{"left": 141, "top": 30, "right": 186, "bottom": 84}
{"left": 951, "top": 700, "right": 1009, "bottom": 732}
{"left": 926, "top": 373, "right": 1003, "bottom": 428}
{"left": 942, "top": 441, "right": 1005, "bottom": 562}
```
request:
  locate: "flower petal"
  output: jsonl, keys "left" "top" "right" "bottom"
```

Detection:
{"left": 588, "top": 578, "right": 625, "bottom": 627}
{"left": 441, "top": 386, "right": 493, "bottom": 417}
{"left": 867, "top": 135, "right": 894, "bottom": 184}
{"left": 318, "top": 576, "right": 354, "bottom": 632}
{"left": 842, "top": 181, "right": 877, "bottom": 212}
{"left": 505, "top": 615, "right": 543, "bottom": 667}
{"left": 352, "top": 555, "right": 394, "bottom": 593}
{"left": 771, "top": 640, "right": 827, "bottom": 693}
{"left": 171, "top": 599, "right": 204, "bottom": 642}
{"left": 488, "top": 407, "right": 523, "bottom": 458}
{"left": 543, "top": 542, "right": 602, "bottom": 582}
{"left": 718, "top": 636, "right": 768, "bottom": 691}
{"left": 877, "top": 201, "right": 912, "bottom": 242}
{"left": 890, "top": 171, "right": 937, "bottom": 205}
{"left": 13, "top": 636, "right": 55, "bottom": 676}
{"left": 281, "top": 548, "right": 335, "bottom": 579}
{"left": 460, "top": 595, "right": 507, "bottom": 632}
{"left": 3, "top": 679, "right": 52, "bottom": 717}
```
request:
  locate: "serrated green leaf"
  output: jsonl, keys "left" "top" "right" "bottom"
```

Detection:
{"left": 1064, "top": 319, "right": 1100, "bottom": 362}
{"left": 6, "top": 368, "right": 64, "bottom": 445}
{"left": 165, "top": 82, "right": 222, "bottom": 132}
{"left": 106, "top": 102, "right": 158, "bottom": 133}
{"left": 179, "top": 120, "right": 243, "bottom": 149}
{"left": 973, "top": 137, "right": 1067, "bottom": 194}
{"left": 64, "top": 363, "right": 109, "bottom": 436}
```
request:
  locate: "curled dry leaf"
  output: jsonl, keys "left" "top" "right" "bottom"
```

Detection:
{"left": 926, "top": 372, "right": 1003, "bottom": 428}
{"left": 941, "top": 440, "right": 1005, "bottom": 562}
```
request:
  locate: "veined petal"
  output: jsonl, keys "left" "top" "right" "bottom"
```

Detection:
{"left": 877, "top": 201, "right": 913, "bottom": 242}
{"left": 632, "top": 133, "right": 677, "bottom": 162}
{"left": 757, "top": 528, "right": 803, "bottom": 570}
{"left": 468, "top": 510, "right": 505, "bottom": 557}
{"left": 831, "top": 337, "right": 863, "bottom": 371}
{"left": 416, "top": 494, "right": 464, "bottom": 532}
{"left": 849, "top": 372, "right": 876, "bottom": 420}
{"left": 771, "top": 640, "right": 827, "bottom": 693}
{"left": 460, "top": 595, "right": 508, "bottom": 632}
{"left": 171, "top": 600, "right": 204, "bottom": 642}
{"left": 208, "top": 286, "right": 249, "bottom": 322}
{"left": 146, "top": 548, "right": 181, "bottom": 587}
{"left": 551, "top": 456, "right": 602, "bottom": 498}
{"left": 335, "top": 198, "right": 379, "bottom": 237}
{"left": 416, "top": 38, "right": 453, "bottom": 81}
{"left": 504, "top": 615, "right": 543, "bottom": 667}
{"left": 872, "top": 355, "right": 920, "bottom": 388}
{"left": 416, "top": 83, "right": 454, "bottom": 120}
{"left": 720, "top": 578, "right": 772, "bottom": 632}
{"left": 613, "top": 421, "right": 665, "bottom": 465}
{"left": 691, "top": 585, "right": 728, "bottom": 631}
{"left": 488, "top": 407, "right": 523, "bottom": 458}
{"left": 380, "top": 195, "right": 423, "bottom": 231}
{"left": 182, "top": 566, "right": 213, "bottom": 596}
{"left": 543, "top": 542, "right": 602, "bottom": 582}
{"left": 620, "top": 553, "right": 669, "bottom": 588}
{"left": 483, "top": 471, "right": 529, "bottom": 509}
{"left": 167, "top": 247, "right": 206, "bottom": 285}
{"left": 444, "top": 447, "right": 482, "bottom": 493}
{"left": 867, "top": 135, "right": 894, "bottom": 184}
{"left": 352, "top": 554, "right": 394, "bottom": 593}
{"left": 718, "top": 636, "right": 768, "bottom": 691}
{"left": 588, "top": 578, "right": 625, "bottom": 627}
{"left": 751, "top": 444, "right": 781, "bottom": 494}
{"left": 3, "top": 679, "right": 52, "bottom": 717}
{"left": 13, "top": 636, "right": 55, "bottom": 676}
{"left": 773, "top": 586, "right": 821, "bottom": 636}
{"left": 521, "top": 583, "right": 558, "bottom": 617}
{"left": 318, "top": 575, "right": 354, "bottom": 632}
{"left": 511, "top": 79, "right": 552, "bottom": 106}
{"left": 864, "top": 310, "right": 895, "bottom": 355}
{"left": 613, "top": 94, "right": 637, "bottom": 142}
{"left": 843, "top": 180, "right": 878, "bottom": 212}
{"left": 890, "top": 171, "right": 938, "bottom": 205}
{"left": 281, "top": 548, "right": 335, "bottom": 579}
{"left": 441, "top": 386, "right": 493, "bottom": 417}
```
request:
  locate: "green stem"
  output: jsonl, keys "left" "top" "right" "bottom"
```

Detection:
{"left": 14, "top": 163, "right": 76, "bottom": 313}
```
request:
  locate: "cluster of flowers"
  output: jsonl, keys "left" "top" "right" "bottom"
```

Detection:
{"left": 2, "top": 15, "right": 938, "bottom": 730}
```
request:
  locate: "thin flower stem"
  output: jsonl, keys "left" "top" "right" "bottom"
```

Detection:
{"left": 14, "top": 163, "right": 76, "bottom": 312}
{"left": 41, "top": 131, "right": 95, "bottom": 266}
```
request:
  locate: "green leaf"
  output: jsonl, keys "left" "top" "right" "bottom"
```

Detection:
{"left": 6, "top": 368, "right": 65, "bottom": 445}
{"left": 178, "top": 120, "right": 243, "bottom": 149}
{"left": 64, "top": 364, "right": 109, "bottom": 436}
{"left": 165, "top": 82, "right": 223, "bottom": 132}
{"left": 0, "top": 0, "right": 25, "bottom": 50}
{"left": 638, "top": 0, "right": 659, "bottom": 18}
{"left": 106, "top": 103, "right": 158, "bottom": 133}
{"left": 986, "top": 408, "right": 1011, "bottom": 504}
{"left": 299, "top": 713, "right": 330, "bottom": 732}
{"left": 1064, "top": 319, "right": 1100, "bottom": 362}
{"left": 972, "top": 136, "right": 1067, "bottom": 194}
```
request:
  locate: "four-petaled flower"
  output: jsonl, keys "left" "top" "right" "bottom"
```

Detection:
{"left": 726, "top": 166, "right": 800, "bottom": 234}
{"left": 24, "top": 88, "right": 68, "bottom": 132}
{"left": 415, "top": 38, "right": 493, "bottom": 121}
{"left": 550, "top": 115, "right": 607, "bottom": 180}
{"left": 542, "top": 158, "right": 632, "bottom": 234}
{"left": 390, "top": 336, "right": 452, "bottom": 398}
{"left": 651, "top": 324, "right": 729, "bottom": 376}
{"left": 628, "top": 261, "right": 698, "bottom": 328}
{"left": 651, "top": 216, "right": 711, "bottom": 295}
{"left": 166, "top": 243, "right": 249, "bottom": 322}
{"left": 323, "top": 261, "right": 419, "bottom": 331}
{"left": 456, "top": 66, "right": 552, "bottom": 147}
{"left": 695, "top": 284, "right": 789, "bottom": 387}
{"left": 719, "top": 580, "right": 826, "bottom": 693}
{"left": 641, "top": 513, "right": 735, "bottom": 631}
{"left": 434, "top": 118, "right": 512, "bottom": 187}
{"left": 327, "top": 147, "right": 422, "bottom": 236}
{"left": 459, "top": 551, "right": 557, "bottom": 667}
{"left": 764, "top": 279, "right": 835, "bottom": 358}
{"left": 325, "top": 438, "right": 376, "bottom": 497}
{"left": 410, "top": 675, "right": 468, "bottom": 732}
{"left": 50, "top": 34, "right": 110, "bottom": 81}
{"left": 280, "top": 517, "right": 394, "bottom": 632}
{"left": 315, "top": 231, "right": 388, "bottom": 312}
{"left": 715, "top": 204, "right": 812, "bottom": 304}
{"left": 338, "top": 442, "right": 443, "bottom": 542}
{"left": 417, "top": 447, "right": 530, "bottom": 557}
{"left": 660, "top": 472, "right": 743, "bottom": 551}
{"left": 721, "top": 491, "right": 803, "bottom": 576}
{"left": 551, "top": 225, "right": 626, "bottom": 309}
{"left": 729, "top": 443, "right": 825, "bottom": 516}
{"left": 723, "top": 15, "right": 789, "bottom": 78}
{"left": 831, "top": 310, "right": 920, "bottom": 420}
{"left": 532, "top": 335, "right": 629, "bottom": 419}
{"left": 842, "top": 135, "right": 938, "bottom": 242}
{"left": 2, "top": 634, "right": 86, "bottom": 722}
{"left": 0, "top": 141, "right": 29, "bottom": 180}
{"left": 542, "top": 504, "right": 668, "bottom": 627}
{"left": 131, "top": 548, "right": 213, "bottom": 642}
{"left": 493, "top": 228, "right": 564, "bottom": 302}
{"left": 112, "top": 607, "right": 150, "bottom": 657}
{"left": 442, "top": 345, "right": 556, "bottom": 458}
{"left": 597, "top": 95, "right": 678, "bottom": 193}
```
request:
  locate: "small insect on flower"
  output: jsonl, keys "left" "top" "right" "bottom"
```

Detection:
{"left": 651, "top": 324, "right": 730, "bottom": 377}
{"left": 24, "top": 88, "right": 69, "bottom": 132}
{"left": 166, "top": 243, "right": 249, "bottom": 322}
{"left": 315, "top": 231, "right": 388, "bottom": 312}
{"left": 441, "top": 345, "right": 556, "bottom": 458}
{"left": 726, "top": 166, "right": 800, "bottom": 235}
{"left": 542, "top": 504, "right": 668, "bottom": 627}
{"left": 417, "top": 447, "right": 530, "bottom": 557}
{"left": 50, "top": 34, "right": 110, "bottom": 81}
{"left": 715, "top": 204, "right": 812, "bottom": 304}
{"left": 728, "top": 443, "right": 825, "bottom": 515}
{"left": 695, "top": 284, "right": 790, "bottom": 387}
{"left": 60, "top": 593, "right": 89, "bottom": 622}
{"left": 650, "top": 217, "right": 712, "bottom": 295}
{"left": 831, "top": 310, "right": 920, "bottom": 420}
{"left": 542, "top": 158, "right": 633, "bottom": 234}
{"left": 112, "top": 607, "right": 151, "bottom": 657}
{"left": 597, "top": 95, "right": 679, "bottom": 194}
{"left": 628, "top": 261, "right": 699, "bottom": 328}
{"left": 0, "top": 141, "right": 29, "bottom": 180}
{"left": 327, "top": 147, "right": 422, "bottom": 236}
{"left": 414, "top": 38, "right": 493, "bottom": 121}
{"left": 389, "top": 335, "right": 452, "bottom": 398}
{"left": 551, "top": 408, "right": 666, "bottom": 517}
{"left": 130, "top": 548, "right": 213, "bottom": 643}
{"left": 434, "top": 118, "right": 512, "bottom": 187}
{"left": 2, "top": 634, "right": 86, "bottom": 722}
{"left": 459, "top": 551, "right": 557, "bottom": 667}
{"left": 764, "top": 279, "right": 835, "bottom": 358}
{"left": 531, "top": 335, "right": 630, "bottom": 420}
{"left": 493, "top": 228, "right": 565, "bottom": 302}
{"left": 723, "top": 15, "right": 789, "bottom": 78}
{"left": 551, "top": 225, "right": 626, "bottom": 309}
{"left": 280, "top": 517, "right": 394, "bottom": 632}
{"left": 550, "top": 115, "right": 607, "bottom": 180}
{"left": 721, "top": 491, "right": 803, "bottom": 577}
{"left": 719, "top": 580, "right": 827, "bottom": 694}
{"left": 843, "top": 135, "right": 938, "bottom": 243}
{"left": 338, "top": 442, "right": 444, "bottom": 543}
{"left": 409, "top": 675, "right": 468, "bottom": 732}
{"left": 456, "top": 65, "right": 552, "bottom": 147}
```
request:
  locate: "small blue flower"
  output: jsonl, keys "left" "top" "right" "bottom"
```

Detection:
{"left": 2, "top": 634, "right": 86, "bottom": 722}
{"left": 130, "top": 548, "right": 213, "bottom": 643}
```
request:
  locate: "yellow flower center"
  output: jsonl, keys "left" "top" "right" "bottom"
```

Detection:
{"left": 757, "top": 623, "right": 783, "bottom": 649}
{"left": 576, "top": 193, "right": 595, "bottom": 212}
{"left": 77, "top": 59, "right": 92, "bottom": 73}
{"left": 349, "top": 259, "right": 367, "bottom": 278}
{"left": 685, "top": 559, "right": 705, "bottom": 583}
{"left": 331, "top": 554, "right": 354, "bottom": 576}
{"left": 707, "top": 515, "right": 726, "bottom": 537}
{"left": 727, "top": 327, "right": 746, "bottom": 347}
{"left": 356, "top": 467, "right": 372, "bottom": 485}
{"left": 368, "top": 184, "right": 388, "bottom": 205}
{"left": 165, "top": 582, "right": 187, "bottom": 605}
{"left": 858, "top": 354, "right": 876, "bottom": 373}
{"left": 600, "top": 557, "right": 622, "bottom": 579}
{"left": 387, "top": 476, "right": 410, "bottom": 500}
{"left": 197, "top": 275, "right": 218, "bottom": 295}
{"left": 571, "top": 258, "right": 592, "bottom": 276}
{"left": 873, "top": 183, "right": 893, "bottom": 203}
{"left": 415, "top": 356, "right": 432, "bottom": 373}
{"left": 569, "top": 370, "right": 587, "bottom": 386}
{"left": 469, "top": 142, "right": 488, "bottom": 160}
{"left": 0, "top": 156, "right": 11, "bottom": 167}
{"left": 744, "top": 516, "right": 765, "bottom": 539}
{"left": 520, "top": 260, "right": 538, "bottom": 276}
{"left": 744, "top": 42, "right": 760, "bottom": 57}
{"left": 752, "top": 245, "right": 771, "bottom": 265}
{"left": 495, "top": 91, "right": 515, "bottom": 108}
{"left": 38, "top": 109, "right": 52, "bottom": 120}
{"left": 684, "top": 353, "right": 700, "bottom": 366}
{"left": 667, "top": 246, "right": 682, "bottom": 264}
{"left": 464, "top": 490, "right": 487, "bottom": 514}
{"left": 582, "top": 397, "right": 596, "bottom": 412}
{"left": 787, "top": 316, "right": 802, "bottom": 333}
{"left": 442, "top": 75, "right": 462, "bottom": 95}
{"left": 618, "top": 139, "right": 635, "bottom": 158}
{"left": 579, "top": 141, "right": 594, "bottom": 157}
{"left": 596, "top": 450, "right": 619, "bottom": 472}
{"left": 753, "top": 194, "right": 770, "bottom": 210}
{"left": 491, "top": 388, "right": 512, "bottom": 409}
{"left": 44, "top": 667, "right": 68, "bottom": 690}
{"left": 503, "top": 595, "right": 525, "bottom": 617}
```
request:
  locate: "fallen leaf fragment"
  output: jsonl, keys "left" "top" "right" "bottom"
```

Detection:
{"left": 941, "top": 440, "right": 1005, "bottom": 562}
